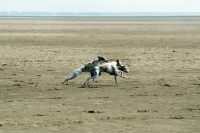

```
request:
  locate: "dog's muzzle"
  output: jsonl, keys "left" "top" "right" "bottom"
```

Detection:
{"left": 125, "top": 68, "right": 129, "bottom": 73}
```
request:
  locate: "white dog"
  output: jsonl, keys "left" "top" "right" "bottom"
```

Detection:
{"left": 62, "top": 56, "right": 108, "bottom": 85}
{"left": 84, "top": 59, "right": 129, "bottom": 85}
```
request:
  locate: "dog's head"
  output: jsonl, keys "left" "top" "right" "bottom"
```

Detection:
{"left": 98, "top": 56, "right": 108, "bottom": 62}
{"left": 120, "top": 65, "right": 129, "bottom": 73}
{"left": 116, "top": 59, "right": 129, "bottom": 73}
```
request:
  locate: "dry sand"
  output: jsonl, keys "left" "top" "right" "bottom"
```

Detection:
{"left": 0, "top": 17, "right": 200, "bottom": 133}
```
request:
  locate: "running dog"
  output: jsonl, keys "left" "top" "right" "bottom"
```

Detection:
{"left": 83, "top": 59, "right": 129, "bottom": 85}
{"left": 62, "top": 56, "right": 108, "bottom": 85}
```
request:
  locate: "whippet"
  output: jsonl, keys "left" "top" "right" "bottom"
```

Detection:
{"left": 62, "top": 56, "right": 108, "bottom": 85}
{"left": 84, "top": 59, "right": 129, "bottom": 85}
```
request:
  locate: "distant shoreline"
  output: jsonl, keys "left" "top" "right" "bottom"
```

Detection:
{"left": 0, "top": 16, "right": 200, "bottom": 18}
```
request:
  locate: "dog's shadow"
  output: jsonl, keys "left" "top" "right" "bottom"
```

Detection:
{"left": 78, "top": 84, "right": 119, "bottom": 88}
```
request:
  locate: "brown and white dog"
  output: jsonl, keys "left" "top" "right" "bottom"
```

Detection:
{"left": 83, "top": 59, "right": 129, "bottom": 85}
{"left": 62, "top": 56, "right": 108, "bottom": 85}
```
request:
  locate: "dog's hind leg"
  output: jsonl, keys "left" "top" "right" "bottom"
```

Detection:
{"left": 62, "top": 78, "right": 69, "bottom": 84}
{"left": 62, "top": 72, "right": 75, "bottom": 85}
{"left": 114, "top": 75, "right": 121, "bottom": 85}
{"left": 62, "top": 66, "right": 85, "bottom": 85}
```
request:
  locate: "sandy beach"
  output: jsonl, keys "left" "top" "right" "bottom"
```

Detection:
{"left": 0, "top": 17, "right": 200, "bottom": 133}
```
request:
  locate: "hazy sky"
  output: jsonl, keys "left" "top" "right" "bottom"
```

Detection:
{"left": 1, "top": 0, "right": 200, "bottom": 12}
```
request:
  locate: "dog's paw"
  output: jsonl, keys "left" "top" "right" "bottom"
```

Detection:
{"left": 62, "top": 82, "right": 69, "bottom": 85}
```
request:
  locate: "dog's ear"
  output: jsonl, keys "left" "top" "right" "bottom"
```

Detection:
{"left": 98, "top": 56, "right": 101, "bottom": 58}
{"left": 98, "top": 56, "right": 105, "bottom": 60}
{"left": 116, "top": 59, "right": 120, "bottom": 65}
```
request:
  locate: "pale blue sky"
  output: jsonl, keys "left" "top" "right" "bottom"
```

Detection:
{"left": 0, "top": 0, "right": 200, "bottom": 12}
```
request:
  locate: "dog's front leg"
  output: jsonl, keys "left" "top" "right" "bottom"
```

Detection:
{"left": 115, "top": 71, "right": 124, "bottom": 78}
{"left": 83, "top": 79, "right": 88, "bottom": 85}
{"left": 119, "top": 72, "right": 129, "bottom": 79}
{"left": 84, "top": 79, "right": 91, "bottom": 86}
{"left": 122, "top": 75, "right": 129, "bottom": 79}
{"left": 84, "top": 77, "right": 91, "bottom": 86}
